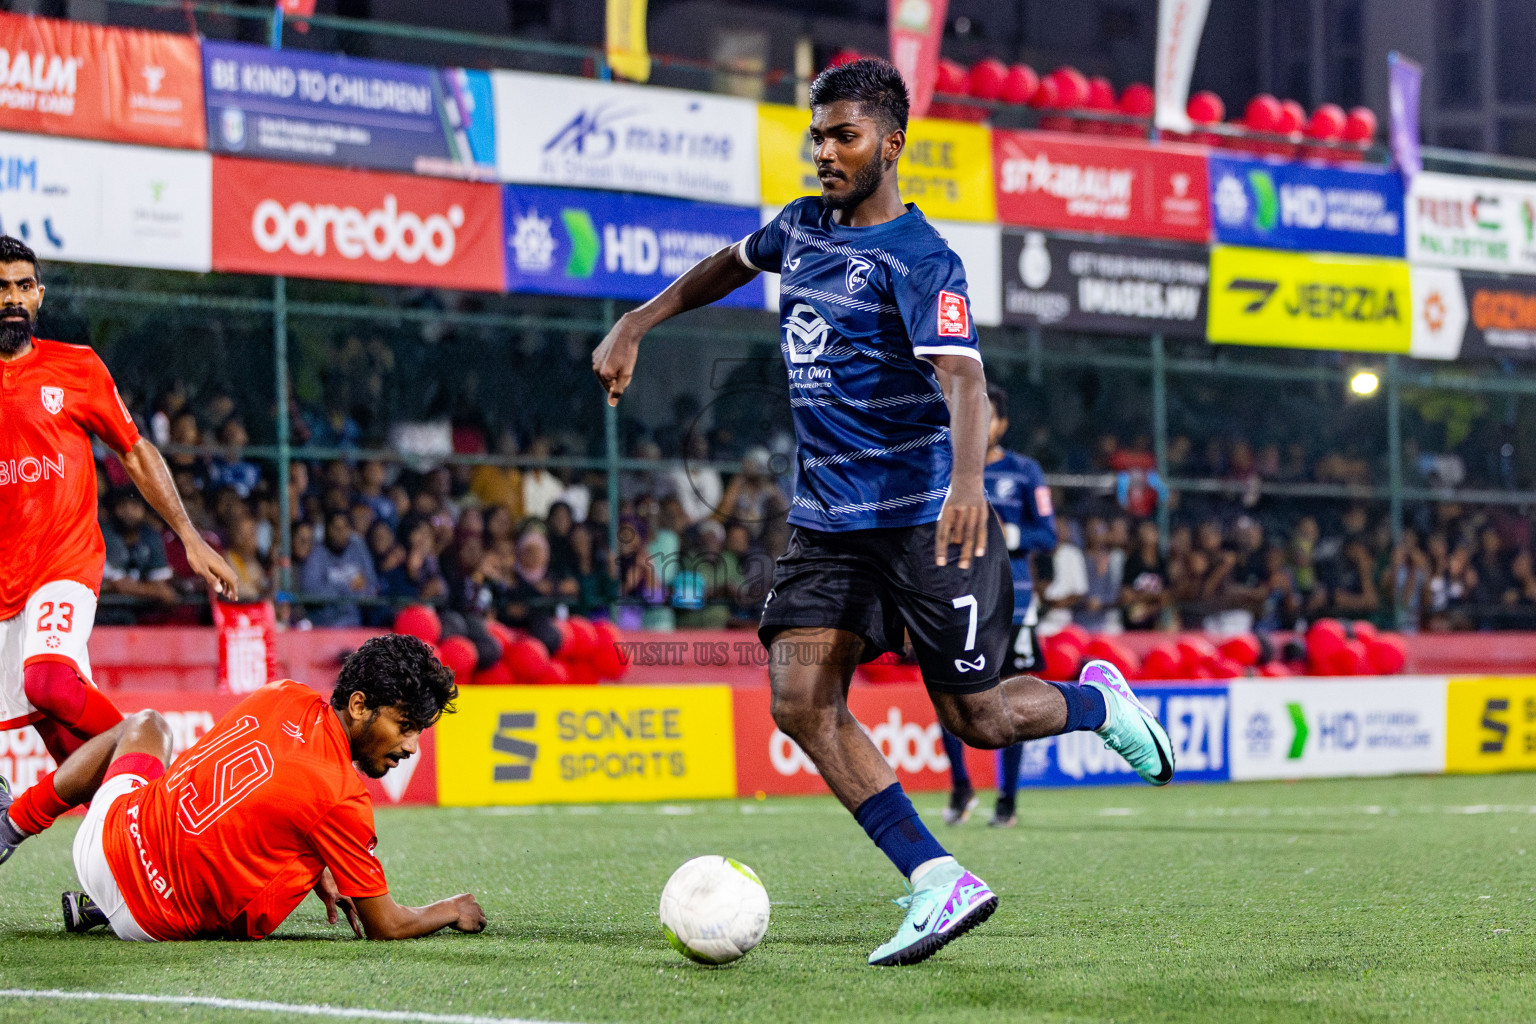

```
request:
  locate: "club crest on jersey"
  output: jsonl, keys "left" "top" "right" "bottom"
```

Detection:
{"left": 845, "top": 255, "right": 874, "bottom": 294}
{"left": 784, "top": 302, "right": 832, "bottom": 364}
{"left": 40, "top": 386, "right": 63, "bottom": 415}
{"left": 937, "top": 290, "right": 970, "bottom": 337}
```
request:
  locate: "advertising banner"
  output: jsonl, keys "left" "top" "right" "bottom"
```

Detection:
{"left": 606, "top": 0, "right": 652, "bottom": 83}
{"left": 504, "top": 184, "right": 764, "bottom": 306}
{"left": 992, "top": 130, "right": 1209, "bottom": 242}
{"left": 203, "top": 41, "right": 495, "bottom": 179}
{"left": 889, "top": 0, "right": 948, "bottom": 119}
{"left": 0, "top": 131, "right": 211, "bottom": 271}
{"left": 493, "top": 71, "right": 759, "bottom": 206}
{"left": 0, "top": 11, "right": 205, "bottom": 148}
{"left": 1207, "top": 246, "right": 1411, "bottom": 353}
{"left": 1407, "top": 172, "right": 1536, "bottom": 274}
{"left": 211, "top": 157, "right": 504, "bottom": 291}
{"left": 1153, "top": 0, "right": 1212, "bottom": 135}
{"left": 1228, "top": 678, "right": 1447, "bottom": 781}
{"left": 1445, "top": 677, "right": 1536, "bottom": 774}
{"left": 1208, "top": 154, "right": 1405, "bottom": 257}
{"left": 1409, "top": 266, "right": 1536, "bottom": 361}
{"left": 1001, "top": 230, "right": 1207, "bottom": 336}
{"left": 1389, "top": 51, "right": 1423, "bottom": 179}
{"left": 733, "top": 684, "right": 994, "bottom": 796}
{"left": 757, "top": 103, "right": 995, "bottom": 222}
{"left": 437, "top": 685, "right": 738, "bottom": 806}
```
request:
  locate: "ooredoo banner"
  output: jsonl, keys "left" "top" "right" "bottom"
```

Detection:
{"left": 436, "top": 685, "right": 738, "bottom": 806}
{"left": 504, "top": 184, "right": 764, "bottom": 306}
{"left": 1001, "top": 230, "right": 1208, "bottom": 336}
{"left": 0, "top": 11, "right": 205, "bottom": 148}
{"left": 1208, "top": 153, "right": 1405, "bottom": 257}
{"left": 1228, "top": 678, "right": 1447, "bottom": 781}
{"left": 202, "top": 41, "right": 495, "bottom": 180}
{"left": 211, "top": 157, "right": 504, "bottom": 291}
{"left": 992, "top": 130, "right": 1208, "bottom": 242}
{"left": 0, "top": 130, "right": 211, "bottom": 271}
{"left": 493, "top": 70, "right": 760, "bottom": 206}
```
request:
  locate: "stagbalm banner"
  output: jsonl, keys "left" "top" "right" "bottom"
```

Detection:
{"left": 437, "top": 685, "right": 738, "bottom": 806}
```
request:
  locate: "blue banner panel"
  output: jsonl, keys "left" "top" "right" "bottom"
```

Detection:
{"left": 1208, "top": 154, "right": 1405, "bottom": 257}
{"left": 503, "top": 184, "right": 765, "bottom": 307}
{"left": 1016, "top": 684, "right": 1230, "bottom": 787}
{"left": 203, "top": 40, "right": 494, "bottom": 179}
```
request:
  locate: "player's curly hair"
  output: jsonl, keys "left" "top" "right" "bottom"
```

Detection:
{"left": 0, "top": 235, "right": 39, "bottom": 277}
{"left": 809, "top": 57, "right": 910, "bottom": 135}
{"left": 331, "top": 634, "right": 457, "bottom": 732}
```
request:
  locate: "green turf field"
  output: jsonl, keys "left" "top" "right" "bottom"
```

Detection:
{"left": 2, "top": 772, "right": 1534, "bottom": 1024}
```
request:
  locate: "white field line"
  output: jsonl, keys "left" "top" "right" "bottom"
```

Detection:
{"left": 0, "top": 989, "right": 585, "bottom": 1024}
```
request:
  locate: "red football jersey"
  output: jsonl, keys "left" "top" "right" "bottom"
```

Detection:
{"left": 0, "top": 338, "right": 140, "bottom": 620}
{"left": 103, "top": 680, "right": 390, "bottom": 940}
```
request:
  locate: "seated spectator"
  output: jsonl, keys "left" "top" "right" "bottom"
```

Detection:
{"left": 715, "top": 448, "right": 787, "bottom": 539}
{"left": 470, "top": 430, "right": 525, "bottom": 520}
{"left": 300, "top": 510, "right": 379, "bottom": 627}
{"left": 225, "top": 514, "right": 271, "bottom": 601}
{"left": 289, "top": 520, "right": 315, "bottom": 579}
{"left": 165, "top": 410, "right": 208, "bottom": 492}
{"left": 100, "top": 489, "right": 177, "bottom": 621}
{"left": 1119, "top": 520, "right": 1169, "bottom": 631}
{"left": 522, "top": 438, "right": 563, "bottom": 519}
{"left": 1470, "top": 526, "right": 1519, "bottom": 626}
{"left": 547, "top": 502, "right": 582, "bottom": 580}
{"left": 498, "top": 528, "right": 575, "bottom": 654}
{"left": 1319, "top": 536, "right": 1381, "bottom": 620}
{"left": 1385, "top": 529, "right": 1431, "bottom": 633}
{"left": 208, "top": 417, "right": 260, "bottom": 499}
{"left": 670, "top": 432, "right": 724, "bottom": 526}
{"left": 1040, "top": 518, "right": 1087, "bottom": 633}
{"left": 357, "top": 459, "right": 397, "bottom": 528}
{"left": 1076, "top": 518, "right": 1123, "bottom": 633}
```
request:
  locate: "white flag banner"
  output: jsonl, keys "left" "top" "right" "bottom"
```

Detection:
{"left": 1153, "top": 0, "right": 1212, "bottom": 134}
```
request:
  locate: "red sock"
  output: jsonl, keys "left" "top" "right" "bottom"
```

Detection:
{"left": 24, "top": 661, "right": 124, "bottom": 739}
{"left": 32, "top": 718, "right": 86, "bottom": 765}
{"left": 7, "top": 771, "right": 72, "bottom": 836}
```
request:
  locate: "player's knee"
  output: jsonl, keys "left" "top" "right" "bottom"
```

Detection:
{"left": 769, "top": 690, "right": 838, "bottom": 743}
{"left": 118, "top": 709, "right": 173, "bottom": 762}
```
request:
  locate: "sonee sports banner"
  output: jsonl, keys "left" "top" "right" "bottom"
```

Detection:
{"left": 1207, "top": 246, "right": 1411, "bottom": 353}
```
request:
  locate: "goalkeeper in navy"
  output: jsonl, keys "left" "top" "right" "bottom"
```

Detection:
{"left": 592, "top": 57, "right": 1175, "bottom": 967}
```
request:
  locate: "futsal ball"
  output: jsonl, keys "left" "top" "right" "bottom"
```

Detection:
{"left": 658, "top": 855, "right": 770, "bottom": 965}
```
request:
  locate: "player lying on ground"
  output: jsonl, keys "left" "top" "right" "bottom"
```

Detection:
{"left": 0, "top": 235, "right": 238, "bottom": 812}
{"left": 593, "top": 58, "right": 1175, "bottom": 966}
{"left": 0, "top": 634, "right": 486, "bottom": 941}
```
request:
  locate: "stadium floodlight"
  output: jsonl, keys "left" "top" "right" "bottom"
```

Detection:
{"left": 1350, "top": 370, "right": 1380, "bottom": 397}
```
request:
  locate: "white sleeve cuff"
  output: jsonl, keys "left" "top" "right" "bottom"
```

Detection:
{"left": 734, "top": 238, "right": 764, "bottom": 273}
{"left": 912, "top": 345, "right": 983, "bottom": 363}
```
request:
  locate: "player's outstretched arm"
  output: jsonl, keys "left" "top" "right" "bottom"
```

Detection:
{"left": 932, "top": 354, "right": 990, "bottom": 570}
{"left": 118, "top": 438, "right": 239, "bottom": 599}
{"left": 352, "top": 890, "right": 486, "bottom": 940}
{"left": 592, "top": 244, "right": 759, "bottom": 406}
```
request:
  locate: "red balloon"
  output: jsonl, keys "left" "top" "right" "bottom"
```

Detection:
{"left": 438, "top": 636, "right": 477, "bottom": 677}
{"left": 589, "top": 621, "right": 627, "bottom": 679}
{"left": 1083, "top": 637, "right": 1141, "bottom": 679}
{"left": 1244, "top": 93, "right": 1282, "bottom": 133}
{"left": 1086, "top": 76, "right": 1117, "bottom": 110}
{"left": 1049, "top": 67, "right": 1089, "bottom": 109}
{"left": 1119, "top": 82, "right": 1155, "bottom": 117}
{"left": 1344, "top": 106, "right": 1377, "bottom": 144}
{"left": 1367, "top": 633, "right": 1408, "bottom": 675}
{"left": 539, "top": 661, "right": 571, "bottom": 686}
{"left": 563, "top": 617, "right": 598, "bottom": 662}
{"left": 936, "top": 59, "right": 969, "bottom": 96}
{"left": 472, "top": 663, "right": 512, "bottom": 687}
{"left": 1207, "top": 657, "right": 1244, "bottom": 679}
{"left": 1277, "top": 99, "right": 1306, "bottom": 134}
{"left": 1055, "top": 623, "right": 1091, "bottom": 651}
{"left": 393, "top": 604, "right": 442, "bottom": 645}
{"left": 1351, "top": 620, "right": 1379, "bottom": 644}
{"left": 1176, "top": 636, "right": 1216, "bottom": 675}
{"left": 827, "top": 49, "right": 863, "bottom": 69}
{"left": 1041, "top": 640, "right": 1081, "bottom": 681}
{"left": 1306, "top": 103, "right": 1347, "bottom": 141}
{"left": 1334, "top": 640, "right": 1370, "bottom": 676}
{"left": 486, "top": 619, "right": 518, "bottom": 650}
{"left": 999, "top": 63, "right": 1039, "bottom": 105}
{"left": 1258, "top": 661, "right": 1292, "bottom": 678}
{"left": 1141, "top": 644, "right": 1182, "bottom": 681}
{"left": 1219, "top": 634, "right": 1261, "bottom": 668}
{"left": 565, "top": 662, "right": 600, "bottom": 687}
{"left": 967, "top": 58, "right": 1009, "bottom": 100}
{"left": 1028, "top": 74, "right": 1061, "bottom": 110}
{"left": 1187, "top": 90, "right": 1225, "bottom": 125}
{"left": 505, "top": 638, "right": 552, "bottom": 683}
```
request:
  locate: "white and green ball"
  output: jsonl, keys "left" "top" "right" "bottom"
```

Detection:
{"left": 658, "top": 855, "right": 770, "bottom": 965}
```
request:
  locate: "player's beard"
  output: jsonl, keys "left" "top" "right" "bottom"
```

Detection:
{"left": 821, "top": 155, "right": 886, "bottom": 211}
{"left": 0, "top": 306, "right": 34, "bottom": 355}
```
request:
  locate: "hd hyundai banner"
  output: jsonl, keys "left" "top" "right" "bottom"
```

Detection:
{"left": 991, "top": 130, "right": 1209, "bottom": 242}
{"left": 1410, "top": 266, "right": 1536, "bottom": 361}
{"left": 493, "top": 70, "right": 759, "bottom": 206}
{"left": 504, "top": 184, "right": 764, "bottom": 306}
{"left": 0, "top": 11, "right": 205, "bottom": 148}
{"left": 211, "top": 157, "right": 504, "bottom": 291}
{"left": 1208, "top": 153, "right": 1405, "bottom": 257}
{"left": 0, "top": 130, "right": 211, "bottom": 271}
{"left": 202, "top": 41, "right": 495, "bottom": 179}
{"left": 1001, "top": 231, "right": 1208, "bottom": 337}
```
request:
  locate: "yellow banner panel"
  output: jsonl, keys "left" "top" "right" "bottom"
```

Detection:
{"left": 604, "top": 0, "right": 651, "bottom": 83}
{"left": 1207, "top": 246, "right": 1411, "bottom": 353}
{"left": 436, "top": 685, "right": 737, "bottom": 806}
{"left": 757, "top": 103, "right": 996, "bottom": 222}
{"left": 1446, "top": 677, "right": 1536, "bottom": 774}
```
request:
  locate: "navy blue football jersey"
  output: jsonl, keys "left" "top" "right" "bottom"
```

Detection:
{"left": 984, "top": 450, "right": 1056, "bottom": 624}
{"left": 738, "top": 196, "right": 979, "bottom": 532}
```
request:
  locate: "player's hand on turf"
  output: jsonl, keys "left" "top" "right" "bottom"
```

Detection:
{"left": 314, "top": 868, "right": 364, "bottom": 938}
{"left": 448, "top": 893, "right": 487, "bottom": 933}
{"left": 593, "top": 317, "right": 643, "bottom": 406}
{"left": 935, "top": 477, "right": 988, "bottom": 569}
{"left": 185, "top": 532, "right": 240, "bottom": 599}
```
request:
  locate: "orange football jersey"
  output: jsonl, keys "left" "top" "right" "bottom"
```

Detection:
{"left": 103, "top": 680, "right": 390, "bottom": 940}
{"left": 0, "top": 338, "right": 140, "bottom": 620}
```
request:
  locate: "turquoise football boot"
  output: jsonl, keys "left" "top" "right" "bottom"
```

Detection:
{"left": 868, "top": 861, "right": 997, "bottom": 966}
{"left": 1081, "top": 660, "right": 1176, "bottom": 785}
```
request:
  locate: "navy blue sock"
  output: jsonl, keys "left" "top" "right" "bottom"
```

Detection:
{"left": 940, "top": 729, "right": 971, "bottom": 789}
{"left": 1048, "top": 681, "right": 1108, "bottom": 732}
{"left": 854, "top": 783, "right": 949, "bottom": 879}
{"left": 997, "top": 742, "right": 1024, "bottom": 803}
